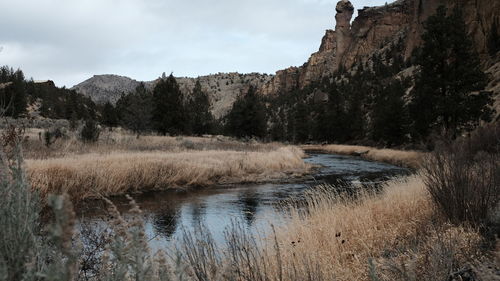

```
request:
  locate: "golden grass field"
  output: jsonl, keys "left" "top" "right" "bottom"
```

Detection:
{"left": 303, "top": 144, "right": 423, "bottom": 169}
{"left": 20, "top": 129, "right": 311, "bottom": 201}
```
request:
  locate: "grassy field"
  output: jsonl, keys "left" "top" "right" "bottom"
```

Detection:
{"left": 19, "top": 129, "right": 311, "bottom": 201}
{"left": 27, "top": 147, "right": 310, "bottom": 201}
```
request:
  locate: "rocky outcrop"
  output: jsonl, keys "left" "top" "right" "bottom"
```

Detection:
{"left": 72, "top": 75, "right": 143, "bottom": 105}
{"left": 260, "top": 0, "right": 500, "bottom": 98}
{"left": 335, "top": 0, "right": 354, "bottom": 65}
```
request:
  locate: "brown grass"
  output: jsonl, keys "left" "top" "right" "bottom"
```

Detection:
{"left": 169, "top": 175, "right": 488, "bottom": 280}
{"left": 303, "top": 144, "right": 424, "bottom": 169}
{"left": 243, "top": 176, "right": 485, "bottom": 280}
{"left": 21, "top": 129, "right": 283, "bottom": 159}
{"left": 26, "top": 146, "right": 311, "bottom": 201}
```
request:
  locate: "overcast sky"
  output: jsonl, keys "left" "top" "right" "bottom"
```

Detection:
{"left": 0, "top": 0, "right": 389, "bottom": 87}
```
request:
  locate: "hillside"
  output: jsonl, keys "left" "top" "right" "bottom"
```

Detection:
{"left": 72, "top": 73, "right": 272, "bottom": 119}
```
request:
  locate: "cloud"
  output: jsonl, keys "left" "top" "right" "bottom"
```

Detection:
{"left": 0, "top": 0, "right": 389, "bottom": 87}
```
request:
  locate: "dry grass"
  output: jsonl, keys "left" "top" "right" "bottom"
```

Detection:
{"left": 26, "top": 146, "right": 311, "bottom": 201}
{"left": 303, "top": 144, "right": 423, "bottom": 169}
{"left": 21, "top": 128, "right": 284, "bottom": 159}
{"left": 255, "top": 176, "right": 485, "bottom": 280}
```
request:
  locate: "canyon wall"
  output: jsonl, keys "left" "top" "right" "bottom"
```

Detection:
{"left": 260, "top": 0, "right": 500, "bottom": 96}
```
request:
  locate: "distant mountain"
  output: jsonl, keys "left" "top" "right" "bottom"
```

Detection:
{"left": 72, "top": 73, "right": 273, "bottom": 119}
{"left": 71, "top": 74, "right": 144, "bottom": 105}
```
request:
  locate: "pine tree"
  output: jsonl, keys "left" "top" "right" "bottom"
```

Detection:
{"left": 101, "top": 101, "right": 118, "bottom": 128}
{"left": 226, "top": 86, "right": 267, "bottom": 139}
{"left": 371, "top": 79, "right": 409, "bottom": 146}
{"left": 409, "top": 6, "right": 494, "bottom": 140}
{"left": 152, "top": 74, "right": 186, "bottom": 135}
{"left": 292, "top": 101, "right": 310, "bottom": 143}
{"left": 118, "top": 84, "right": 153, "bottom": 137}
{"left": 188, "top": 80, "right": 214, "bottom": 135}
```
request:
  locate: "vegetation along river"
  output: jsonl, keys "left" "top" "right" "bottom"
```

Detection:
{"left": 78, "top": 153, "right": 410, "bottom": 250}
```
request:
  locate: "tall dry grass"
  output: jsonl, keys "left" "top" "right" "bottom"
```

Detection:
{"left": 230, "top": 176, "right": 486, "bottom": 280}
{"left": 303, "top": 144, "right": 423, "bottom": 169}
{"left": 21, "top": 129, "right": 283, "bottom": 159}
{"left": 26, "top": 146, "right": 311, "bottom": 201}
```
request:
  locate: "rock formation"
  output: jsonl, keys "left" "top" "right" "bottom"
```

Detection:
{"left": 260, "top": 0, "right": 500, "bottom": 100}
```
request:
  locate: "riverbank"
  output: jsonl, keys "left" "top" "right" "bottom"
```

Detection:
{"left": 302, "top": 144, "right": 423, "bottom": 169}
{"left": 267, "top": 175, "right": 491, "bottom": 280}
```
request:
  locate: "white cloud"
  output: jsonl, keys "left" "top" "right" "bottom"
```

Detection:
{"left": 0, "top": 0, "right": 389, "bottom": 87}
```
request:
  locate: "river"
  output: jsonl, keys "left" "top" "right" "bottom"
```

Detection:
{"left": 77, "top": 153, "right": 409, "bottom": 250}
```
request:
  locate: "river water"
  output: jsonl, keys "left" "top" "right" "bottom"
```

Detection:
{"left": 78, "top": 153, "right": 409, "bottom": 249}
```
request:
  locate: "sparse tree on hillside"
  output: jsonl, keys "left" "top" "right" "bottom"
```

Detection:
{"left": 152, "top": 74, "right": 187, "bottom": 135}
{"left": 410, "top": 6, "right": 494, "bottom": 140}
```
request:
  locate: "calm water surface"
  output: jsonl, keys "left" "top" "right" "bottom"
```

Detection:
{"left": 78, "top": 153, "right": 409, "bottom": 249}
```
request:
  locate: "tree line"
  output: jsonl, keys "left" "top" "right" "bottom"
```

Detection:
{"left": 0, "top": 66, "right": 97, "bottom": 121}
{"left": 102, "top": 73, "right": 215, "bottom": 137}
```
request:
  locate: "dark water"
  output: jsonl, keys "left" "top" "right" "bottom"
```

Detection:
{"left": 78, "top": 153, "right": 408, "bottom": 249}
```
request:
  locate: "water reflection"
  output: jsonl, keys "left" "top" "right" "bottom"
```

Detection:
{"left": 238, "top": 190, "right": 260, "bottom": 225}
{"left": 189, "top": 200, "right": 207, "bottom": 226}
{"left": 152, "top": 207, "right": 180, "bottom": 239}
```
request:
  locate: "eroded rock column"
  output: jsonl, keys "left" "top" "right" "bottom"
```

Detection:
{"left": 335, "top": 0, "right": 354, "bottom": 68}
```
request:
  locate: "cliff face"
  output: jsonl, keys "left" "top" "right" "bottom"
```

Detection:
{"left": 260, "top": 0, "right": 500, "bottom": 97}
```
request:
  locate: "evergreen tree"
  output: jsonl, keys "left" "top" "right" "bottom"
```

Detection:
{"left": 152, "top": 74, "right": 186, "bottom": 135}
{"left": 409, "top": 6, "right": 494, "bottom": 140}
{"left": 292, "top": 101, "right": 310, "bottom": 143}
{"left": 101, "top": 101, "right": 118, "bottom": 128}
{"left": 371, "top": 79, "right": 409, "bottom": 145}
{"left": 188, "top": 80, "right": 214, "bottom": 135}
{"left": 0, "top": 68, "right": 27, "bottom": 117}
{"left": 117, "top": 84, "right": 153, "bottom": 137}
{"left": 226, "top": 86, "right": 267, "bottom": 139}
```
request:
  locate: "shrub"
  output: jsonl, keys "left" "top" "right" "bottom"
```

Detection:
{"left": 80, "top": 119, "right": 100, "bottom": 143}
{"left": 422, "top": 123, "right": 500, "bottom": 226}
{"left": 43, "top": 126, "right": 67, "bottom": 147}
